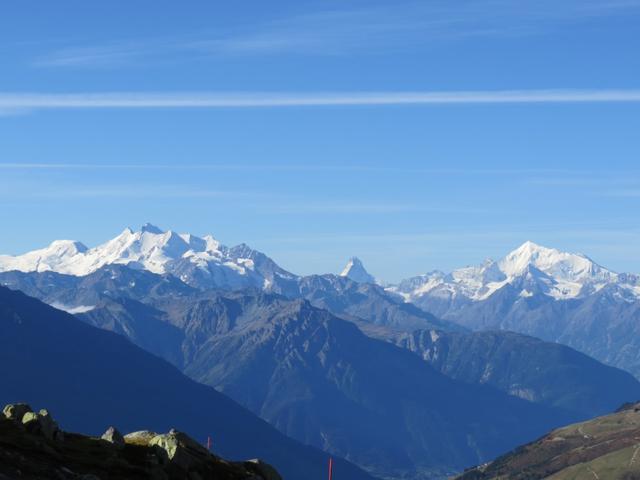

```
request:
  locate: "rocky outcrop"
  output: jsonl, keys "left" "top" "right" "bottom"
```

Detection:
{"left": 4, "top": 403, "right": 63, "bottom": 441}
{"left": 0, "top": 403, "right": 282, "bottom": 480}
{"left": 2, "top": 402, "right": 32, "bottom": 422}
{"left": 22, "top": 408, "right": 63, "bottom": 441}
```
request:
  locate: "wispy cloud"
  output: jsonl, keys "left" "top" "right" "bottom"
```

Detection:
{"left": 0, "top": 89, "right": 640, "bottom": 113}
{"left": 0, "top": 183, "right": 255, "bottom": 200}
{"left": 32, "top": 0, "right": 640, "bottom": 67}
{"left": 0, "top": 108, "right": 32, "bottom": 117}
{"left": 34, "top": 41, "right": 172, "bottom": 68}
{"left": 255, "top": 202, "right": 489, "bottom": 215}
{"left": 603, "top": 189, "right": 640, "bottom": 198}
{"left": 525, "top": 176, "right": 640, "bottom": 187}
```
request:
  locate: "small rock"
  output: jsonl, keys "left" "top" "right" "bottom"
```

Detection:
{"left": 2, "top": 403, "right": 33, "bottom": 422}
{"left": 37, "top": 409, "right": 60, "bottom": 441}
{"left": 101, "top": 426, "right": 125, "bottom": 447}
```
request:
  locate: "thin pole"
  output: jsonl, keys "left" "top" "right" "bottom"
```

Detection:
{"left": 207, "top": 436, "right": 212, "bottom": 451}
{"left": 328, "top": 457, "right": 333, "bottom": 480}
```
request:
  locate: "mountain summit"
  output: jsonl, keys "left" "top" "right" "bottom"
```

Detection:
{"left": 391, "top": 240, "right": 630, "bottom": 302}
{"left": 498, "top": 241, "right": 611, "bottom": 284}
{"left": 340, "top": 257, "right": 376, "bottom": 284}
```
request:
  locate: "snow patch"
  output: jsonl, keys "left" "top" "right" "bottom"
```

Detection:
{"left": 50, "top": 303, "right": 95, "bottom": 314}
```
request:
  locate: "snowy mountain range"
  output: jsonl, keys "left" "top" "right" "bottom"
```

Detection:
{"left": 2, "top": 226, "right": 638, "bottom": 306}
{"left": 0, "top": 223, "right": 296, "bottom": 291}
{"left": 389, "top": 240, "right": 640, "bottom": 303}
{"left": 2, "top": 226, "right": 639, "bottom": 305}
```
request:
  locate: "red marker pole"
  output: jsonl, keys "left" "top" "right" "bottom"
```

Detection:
{"left": 207, "top": 436, "right": 212, "bottom": 451}
{"left": 328, "top": 457, "right": 333, "bottom": 480}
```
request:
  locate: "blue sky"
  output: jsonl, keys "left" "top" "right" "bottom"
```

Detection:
{"left": 1, "top": 0, "right": 639, "bottom": 281}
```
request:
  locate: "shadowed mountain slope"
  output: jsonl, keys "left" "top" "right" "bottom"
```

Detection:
{"left": 394, "top": 329, "right": 640, "bottom": 418}
{"left": 0, "top": 286, "right": 376, "bottom": 480}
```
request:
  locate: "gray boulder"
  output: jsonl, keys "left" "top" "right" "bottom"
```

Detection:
{"left": 149, "top": 429, "right": 210, "bottom": 469}
{"left": 101, "top": 426, "right": 125, "bottom": 447}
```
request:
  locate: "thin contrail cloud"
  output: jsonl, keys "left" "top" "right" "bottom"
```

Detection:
{"left": 1, "top": 89, "right": 640, "bottom": 110}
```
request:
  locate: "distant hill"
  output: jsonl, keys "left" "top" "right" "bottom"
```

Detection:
{"left": 456, "top": 401, "right": 640, "bottom": 479}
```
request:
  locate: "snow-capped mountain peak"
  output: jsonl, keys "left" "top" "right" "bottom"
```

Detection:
{"left": 498, "top": 241, "right": 610, "bottom": 283}
{"left": 389, "top": 241, "right": 630, "bottom": 303}
{"left": 340, "top": 257, "right": 376, "bottom": 284}
{"left": 81, "top": 224, "right": 205, "bottom": 274}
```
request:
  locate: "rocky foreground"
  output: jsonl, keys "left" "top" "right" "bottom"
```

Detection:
{"left": 0, "top": 403, "right": 281, "bottom": 480}
{"left": 456, "top": 402, "right": 640, "bottom": 479}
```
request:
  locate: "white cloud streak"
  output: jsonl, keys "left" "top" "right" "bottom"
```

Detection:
{"left": 1, "top": 90, "right": 640, "bottom": 112}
